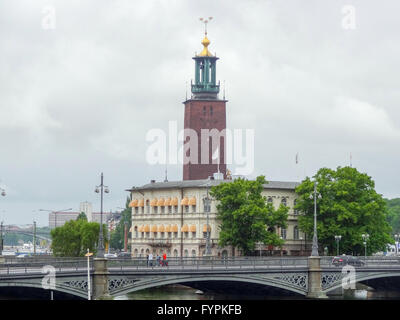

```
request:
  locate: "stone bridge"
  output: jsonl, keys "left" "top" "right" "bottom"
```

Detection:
{"left": 1, "top": 256, "right": 400, "bottom": 299}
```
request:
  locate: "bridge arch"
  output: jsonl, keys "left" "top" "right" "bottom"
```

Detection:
{"left": 0, "top": 281, "right": 87, "bottom": 299}
{"left": 324, "top": 272, "right": 400, "bottom": 294}
{"left": 110, "top": 274, "right": 307, "bottom": 297}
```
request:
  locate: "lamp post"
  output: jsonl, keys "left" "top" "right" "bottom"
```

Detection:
{"left": 362, "top": 233, "right": 369, "bottom": 260}
{"left": 95, "top": 173, "right": 109, "bottom": 258}
{"left": 202, "top": 177, "right": 212, "bottom": 256}
{"left": 85, "top": 249, "right": 93, "bottom": 300}
{"left": 39, "top": 208, "right": 73, "bottom": 229}
{"left": 335, "top": 235, "right": 342, "bottom": 256}
{"left": 394, "top": 234, "right": 399, "bottom": 255}
{"left": 309, "top": 181, "right": 322, "bottom": 256}
{"left": 299, "top": 236, "right": 303, "bottom": 256}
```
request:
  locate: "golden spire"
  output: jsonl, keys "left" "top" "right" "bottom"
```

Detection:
{"left": 198, "top": 17, "right": 214, "bottom": 57}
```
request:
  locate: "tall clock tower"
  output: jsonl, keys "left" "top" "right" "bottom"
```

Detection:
{"left": 183, "top": 27, "right": 227, "bottom": 180}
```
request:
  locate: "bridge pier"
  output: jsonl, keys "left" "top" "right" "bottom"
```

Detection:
{"left": 93, "top": 258, "right": 112, "bottom": 300}
{"left": 306, "top": 256, "right": 327, "bottom": 299}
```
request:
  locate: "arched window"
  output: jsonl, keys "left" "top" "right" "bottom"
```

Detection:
{"left": 184, "top": 249, "right": 189, "bottom": 257}
{"left": 281, "top": 198, "right": 287, "bottom": 207}
{"left": 134, "top": 226, "right": 138, "bottom": 238}
{"left": 210, "top": 106, "right": 213, "bottom": 116}
{"left": 146, "top": 200, "right": 150, "bottom": 214}
{"left": 173, "top": 249, "right": 178, "bottom": 258}
{"left": 294, "top": 199, "right": 298, "bottom": 215}
{"left": 267, "top": 197, "right": 273, "bottom": 204}
{"left": 281, "top": 228, "right": 287, "bottom": 239}
{"left": 203, "top": 106, "right": 206, "bottom": 116}
{"left": 294, "top": 226, "right": 299, "bottom": 240}
{"left": 191, "top": 250, "right": 196, "bottom": 257}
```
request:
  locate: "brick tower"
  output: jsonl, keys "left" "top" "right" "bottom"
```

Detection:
{"left": 183, "top": 24, "right": 227, "bottom": 180}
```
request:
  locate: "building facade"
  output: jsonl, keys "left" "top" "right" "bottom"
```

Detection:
{"left": 128, "top": 179, "right": 310, "bottom": 258}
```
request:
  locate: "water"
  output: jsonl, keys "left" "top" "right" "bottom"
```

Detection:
{"left": 114, "top": 285, "right": 400, "bottom": 300}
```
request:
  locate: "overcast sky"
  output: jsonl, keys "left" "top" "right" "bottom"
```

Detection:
{"left": 1, "top": 0, "right": 399, "bottom": 226}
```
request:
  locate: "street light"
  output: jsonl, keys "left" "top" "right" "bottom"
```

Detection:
{"left": 362, "top": 233, "right": 369, "bottom": 260}
{"left": 335, "top": 235, "right": 342, "bottom": 256}
{"left": 202, "top": 177, "right": 213, "bottom": 256}
{"left": 394, "top": 234, "right": 399, "bottom": 255}
{"left": 94, "top": 173, "right": 109, "bottom": 258}
{"left": 39, "top": 208, "right": 73, "bottom": 229}
{"left": 309, "top": 181, "right": 322, "bottom": 256}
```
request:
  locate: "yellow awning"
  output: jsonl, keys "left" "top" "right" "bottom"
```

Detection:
{"left": 203, "top": 224, "right": 211, "bottom": 232}
{"left": 188, "top": 197, "right": 196, "bottom": 206}
{"left": 138, "top": 226, "right": 143, "bottom": 232}
{"left": 165, "top": 225, "right": 171, "bottom": 232}
{"left": 164, "top": 198, "right": 171, "bottom": 206}
{"left": 189, "top": 224, "right": 196, "bottom": 232}
{"left": 158, "top": 225, "right": 165, "bottom": 232}
{"left": 172, "top": 224, "right": 178, "bottom": 232}
{"left": 144, "top": 225, "right": 150, "bottom": 233}
{"left": 171, "top": 197, "right": 178, "bottom": 206}
{"left": 138, "top": 199, "right": 144, "bottom": 207}
{"left": 181, "top": 224, "right": 189, "bottom": 232}
{"left": 157, "top": 198, "right": 165, "bottom": 206}
{"left": 151, "top": 225, "right": 158, "bottom": 232}
{"left": 181, "top": 197, "right": 189, "bottom": 206}
{"left": 129, "top": 199, "right": 138, "bottom": 207}
{"left": 150, "top": 198, "right": 158, "bottom": 207}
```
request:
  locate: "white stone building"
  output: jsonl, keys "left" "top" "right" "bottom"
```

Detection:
{"left": 128, "top": 179, "right": 310, "bottom": 258}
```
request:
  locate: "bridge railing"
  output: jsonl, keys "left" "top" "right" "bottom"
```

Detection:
{"left": 0, "top": 257, "right": 93, "bottom": 275}
{"left": 106, "top": 256, "right": 310, "bottom": 272}
{"left": 320, "top": 256, "right": 400, "bottom": 268}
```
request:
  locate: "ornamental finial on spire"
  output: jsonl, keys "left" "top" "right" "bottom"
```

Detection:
{"left": 198, "top": 17, "right": 214, "bottom": 57}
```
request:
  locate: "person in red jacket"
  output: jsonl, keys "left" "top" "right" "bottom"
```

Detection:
{"left": 162, "top": 253, "right": 168, "bottom": 266}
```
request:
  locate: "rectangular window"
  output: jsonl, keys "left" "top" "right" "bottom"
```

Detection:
{"left": 161, "top": 207, "right": 165, "bottom": 214}
{"left": 185, "top": 206, "right": 189, "bottom": 213}
{"left": 192, "top": 205, "right": 196, "bottom": 213}
{"left": 168, "top": 206, "right": 172, "bottom": 214}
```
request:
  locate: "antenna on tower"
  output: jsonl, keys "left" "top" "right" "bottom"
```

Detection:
{"left": 223, "top": 80, "right": 226, "bottom": 100}
{"left": 199, "top": 17, "right": 213, "bottom": 36}
{"left": 185, "top": 81, "right": 188, "bottom": 100}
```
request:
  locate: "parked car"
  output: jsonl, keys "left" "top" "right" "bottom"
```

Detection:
{"left": 332, "top": 255, "right": 365, "bottom": 267}
{"left": 104, "top": 253, "right": 118, "bottom": 258}
{"left": 117, "top": 252, "right": 131, "bottom": 259}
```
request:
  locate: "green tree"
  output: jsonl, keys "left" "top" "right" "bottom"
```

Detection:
{"left": 295, "top": 166, "right": 392, "bottom": 255}
{"left": 76, "top": 212, "right": 87, "bottom": 221}
{"left": 110, "top": 197, "right": 132, "bottom": 251}
{"left": 386, "top": 198, "right": 400, "bottom": 234}
{"left": 50, "top": 219, "right": 108, "bottom": 257}
{"left": 210, "top": 176, "right": 289, "bottom": 255}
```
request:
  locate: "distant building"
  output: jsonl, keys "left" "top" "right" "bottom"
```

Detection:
{"left": 49, "top": 210, "right": 113, "bottom": 228}
{"left": 49, "top": 212, "right": 79, "bottom": 229}
{"left": 79, "top": 201, "right": 93, "bottom": 221}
